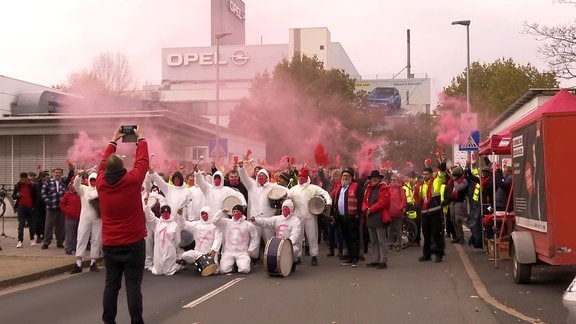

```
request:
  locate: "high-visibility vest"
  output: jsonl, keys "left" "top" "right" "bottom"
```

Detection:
{"left": 440, "top": 183, "right": 449, "bottom": 215}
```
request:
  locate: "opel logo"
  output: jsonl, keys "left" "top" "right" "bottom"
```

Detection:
{"left": 230, "top": 50, "right": 250, "bottom": 66}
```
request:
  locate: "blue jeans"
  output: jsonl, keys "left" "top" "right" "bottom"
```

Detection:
{"left": 17, "top": 206, "right": 36, "bottom": 242}
{"left": 102, "top": 239, "right": 146, "bottom": 324}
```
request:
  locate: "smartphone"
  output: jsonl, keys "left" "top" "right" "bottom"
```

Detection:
{"left": 121, "top": 125, "right": 137, "bottom": 143}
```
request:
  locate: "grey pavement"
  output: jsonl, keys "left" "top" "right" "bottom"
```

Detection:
{"left": 0, "top": 216, "right": 81, "bottom": 289}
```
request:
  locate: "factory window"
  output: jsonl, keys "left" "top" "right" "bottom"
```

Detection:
{"left": 320, "top": 45, "right": 324, "bottom": 50}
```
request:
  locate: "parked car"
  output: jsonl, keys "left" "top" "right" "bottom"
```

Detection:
{"left": 364, "top": 87, "right": 401, "bottom": 111}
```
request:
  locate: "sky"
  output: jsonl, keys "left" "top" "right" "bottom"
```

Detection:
{"left": 1, "top": 0, "right": 575, "bottom": 105}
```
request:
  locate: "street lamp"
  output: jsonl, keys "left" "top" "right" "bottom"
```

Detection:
{"left": 214, "top": 32, "right": 232, "bottom": 164}
{"left": 451, "top": 20, "right": 471, "bottom": 113}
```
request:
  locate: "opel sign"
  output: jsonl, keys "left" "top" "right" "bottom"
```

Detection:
{"left": 166, "top": 50, "right": 250, "bottom": 67}
{"left": 228, "top": 0, "right": 245, "bottom": 21}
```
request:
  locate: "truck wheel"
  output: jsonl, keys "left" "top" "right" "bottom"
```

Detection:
{"left": 511, "top": 242, "right": 532, "bottom": 284}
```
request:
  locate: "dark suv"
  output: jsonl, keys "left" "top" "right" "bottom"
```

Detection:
{"left": 365, "top": 87, "right": 401, "bottom": 111}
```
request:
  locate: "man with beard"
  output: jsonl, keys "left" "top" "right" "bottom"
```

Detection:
{"left": 225, "top": 169, "right": 248, "bottom": 203}
{"left": 331, "top": 167, "right": 364, "bottom": 267}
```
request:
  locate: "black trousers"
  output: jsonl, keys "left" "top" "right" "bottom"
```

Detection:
{"left": 102, "top": 239, "right": 146, "bottom": 324}
{"left": 421, "top": 210, "right": 445, "bottom": 257}
{"left": 338, "top": 215, "right": 360, "bottom": 261}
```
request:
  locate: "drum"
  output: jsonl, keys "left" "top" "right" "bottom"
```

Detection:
{"left": 222, "top": 195, "right": 242, "bottom": 213}
{"left": 194, "top": 254, "right": 217, "bottom": 277}
{"left": 263, "top": 237, "right": 293, "bottom": 277}
{"left": 308, "top": 196, "right": 327, "bottom": 215}
{"left": 267, "top": 187, "right": 288, "bottom": 209}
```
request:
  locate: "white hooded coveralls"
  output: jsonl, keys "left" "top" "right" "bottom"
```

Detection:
{"left": 180, "top": 206, "right": 223, "bottom": 268}
{"left": 213, "top": 210, "right": 258, "bottom": 273}
{"left": 254, "top": 200, "right": 302, "bottom": 260}
{"left": 145, "top": 201, "right": 182, "bottom": 276}
{"left": 288, "top": 177, "right": 332, "bottom": 258}
{"left": 73, "top": 173, "right": 102, "bottom": 261}
{"left": 238, "top": 166, "right": 288, "bottom": 258}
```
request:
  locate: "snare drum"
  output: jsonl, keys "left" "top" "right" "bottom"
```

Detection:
{"left": 308, "top": 196, "right": 327, "bottom": 215}
{"left": 263, "top": 237, "right": 294, "bottom": 277}
{"left": 222, "top": 195, "right": 242, "bottom": 214}
{"left": 194, "top": 254, "right": 218, "bottom": 277}
{"left": 267, "top": 187, "right": 288, "bottom": 209}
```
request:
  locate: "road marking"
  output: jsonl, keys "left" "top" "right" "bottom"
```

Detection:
{"left": 455, "top": 244, "right": 542, "bottom": 323}
{"left": 182, "top": 277, "right": 244, "bottom": 309}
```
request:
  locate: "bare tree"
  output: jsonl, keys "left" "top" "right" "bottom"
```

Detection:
{"left": 91, "top": 52, "right": 136, "bottom": 95}
{"left": 524, "top": 22, "right": 576, "bottom": 79}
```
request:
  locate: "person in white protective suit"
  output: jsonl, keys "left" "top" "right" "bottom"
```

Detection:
{"left": 149, "top": 170, "right": 191, "bottom": 220}
{"left": 195, "top": 170, "right": 246, "bottom": 217}
{"left": 212, "top": 204, "right": 258, "bottom": 274}
{"left": 144, "top": 203, "right": 183, "bottom": 276}
{"left": 288, "top": 167, "right": 332, "bottom": 266}
{"left": 238, "top": 164, "right": 288, "bottom": 259}
{"left": 179, "top": 206, "right": 222, "bottom": 274}
{"left": 71, "top": 172, "right": 102, "bottom": 274}
{"left": 250, "top": 199, "right": 302, "bottom": 272}
{"left": 144, "top": 186, "right": 166, "bottom": 270}
{"left": 185, "top": 172, "right": 206, "bottom": 221}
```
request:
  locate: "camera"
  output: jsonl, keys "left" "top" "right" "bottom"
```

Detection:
{"left": 121, "top": 125, "right": 137, "bottom": 142}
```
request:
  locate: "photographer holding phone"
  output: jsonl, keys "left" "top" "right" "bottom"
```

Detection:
{"left": 96, "top": 125, "right": 149, "bottom": 324}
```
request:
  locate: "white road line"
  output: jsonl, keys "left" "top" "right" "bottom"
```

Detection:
{"left": 182, "top": 277, "right": 244, "bottom": 309}
{"left": 455, "top": 244, "right": 543, "bottom": 323}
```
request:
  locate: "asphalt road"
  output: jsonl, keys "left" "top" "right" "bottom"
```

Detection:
{"left": 0, "top": 228, "right": 574, "bottom": 323}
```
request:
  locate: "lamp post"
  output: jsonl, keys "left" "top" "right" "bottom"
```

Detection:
{"left": 214, "top": 32, "right": 232, "bottom": 164}
{"left": 451, "top": 20, "right": 471, "bottom": 113}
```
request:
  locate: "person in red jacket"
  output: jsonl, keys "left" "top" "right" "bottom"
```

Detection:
{"left": 59, "top": 181, "right": 81, "bottom": 256}
{"left": 362, "top": 170, "right": 391, "bottom": 269}
{"left": 96, "top": 126, "right": 149, "bottom": 324}
{"left": 388, "top": 175, "right": 407, "bottom": 251}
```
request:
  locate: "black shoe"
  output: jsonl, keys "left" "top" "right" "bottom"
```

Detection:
{"left": 340, "top": 260, "right": 352, "bottom": 266}
{"left": 291, "top": 263, "right": 296, "bottom": 272}
{"left": 418, "top": 255, "right": 431, "bottom": 262}
{"left": 311, "top": 256, "right": 318, "bottom": 266}
{"left": 90, "top": 264, "right": 100, "bottom": 272}
{"left": 41, "top": 244, "right": 48, "bottom": 250}
{"left": 295, "top": 257, "right": 301, "bottom": 265}
{"left": 358, "top": 255, "right": 365, "bottom": 261}
{"left": 366, "top": 262, "right": 379, "bottom": 267}
{"left": 435, "top": 255, "right": 443, "bottom": 263}
{"left": 326, "top": 250, "right": 335, "bottom": 257}
{"left": 56, "top": 244, "right": 64, "bottom": 249}
{"left": 339, "top": 254, "right": 348, "bottom": 260}
{"left": 70, "top": 266, "right": 82, "bottom": 274}
{"left": 376, "top": 263, "right": 387, "bottom": 269}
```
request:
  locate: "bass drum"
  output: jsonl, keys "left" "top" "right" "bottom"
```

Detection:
{"left": 222, "top": 195, "right": 242, "bottom": 214}
{"left": 263, "top": 237, "right": 293, "bottom": 277}
{"left": 267, "top": 187, "right": 288, "bottom": 210}
{"left": 308, "top": 196, "right": 327, "bottom": 215}
{"left": 195, "top": 254, "right": 217, "bottom": 277}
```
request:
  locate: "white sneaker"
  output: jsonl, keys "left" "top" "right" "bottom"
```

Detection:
{"left": 16, "top": 241, "right": 23, "bottom": 248}
{"left": 30, "top": 241, "right": 36, "bottom": 247}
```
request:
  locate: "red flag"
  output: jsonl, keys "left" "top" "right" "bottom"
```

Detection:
{"left": 290, "top": 157, "right": 296, "bottom": 165}
{"left": 335, "top": 155, "right": 342, "bottom": 167}
{"left": 367, "top": 148, "right": 373, "bottom": 156}
{"left": 314, "top": 144, "right": 329, "bottom": 166}
{"left": 233, "top": 155, "right": 239, "bottom": 163}
{"left": 246, "top": 149, "right": 252, "bottom": 158}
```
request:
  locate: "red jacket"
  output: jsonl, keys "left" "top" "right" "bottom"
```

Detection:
{"left": 96, "top": 140, "right": 149, "bottom": 246}
{"left": 389, "top": 184, "right": 407, "bottom": 218}
{"left": 362, "top": 181, "right": 391, "bottom": 223}
{"left": 60, "top": 190, "right": 81, "bottom": 221}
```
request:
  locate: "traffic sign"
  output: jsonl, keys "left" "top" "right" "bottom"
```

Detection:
{"left": 208, "top": 138, "right": 228, "bottom": 159}
{"left": 459, "top": 130, "right": 480, "bottom": 151}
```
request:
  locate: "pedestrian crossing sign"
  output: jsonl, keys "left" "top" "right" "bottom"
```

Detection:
{"left": 459, "top": 130, "right": 480, "bottom": 151}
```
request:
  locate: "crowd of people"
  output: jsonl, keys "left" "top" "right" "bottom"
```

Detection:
{"left": 8, "top": 126, "right": 515, "bottom": 323}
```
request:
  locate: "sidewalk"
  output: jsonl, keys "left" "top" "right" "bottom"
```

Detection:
{"left": 0, "top": 216, "right": 78, "bottom": 289}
